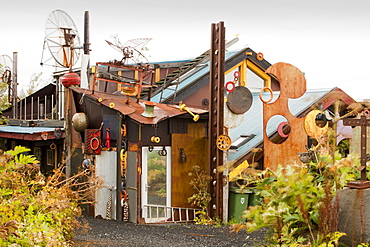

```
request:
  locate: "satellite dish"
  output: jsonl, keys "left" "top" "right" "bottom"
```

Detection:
{"left": 41, "top": 9, "right": 81, "bottom": 69}
{"left": 0, "top": 55, "right": 12, "bottom": 83}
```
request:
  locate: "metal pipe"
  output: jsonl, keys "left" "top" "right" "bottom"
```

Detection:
{"left": 38, "top": 97, "right": 39, "bottom": 120}
{"left": 45, "top": 95, "right": 47, "bottom": 119}
{"left": 19, "top": 99, "right": 22, "bottom": 120}
{"left": 51, "top": 94, "right": 54, "bottom": 120}
{"left": 12, "top": 52, "right": 18, "bottom": 119}
{"left": 31, "top": 97, "right": 33, "bottom": 120}
{"left": 24, "top": 98, "right": 26, "bottom": 120}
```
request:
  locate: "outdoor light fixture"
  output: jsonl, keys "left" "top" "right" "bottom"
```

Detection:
{"left": 179, "top": 148, "right": 187, "bottom": 163}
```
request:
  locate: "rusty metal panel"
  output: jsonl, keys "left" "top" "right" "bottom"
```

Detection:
{"left": 263, "top": 62, "right": 307, "bottom": 171}
{"left": 71, "top": 87, "right": 208, "bottom": 125}
{"left": 208, "top": 21, "right": 225, "bottom": 218}
{"left": 85, "top": 129, "right": 101, "bottom": 155}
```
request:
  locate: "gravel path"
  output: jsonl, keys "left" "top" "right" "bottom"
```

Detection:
{"left": 73, "top": 217, "right": 267, "bottom": 247}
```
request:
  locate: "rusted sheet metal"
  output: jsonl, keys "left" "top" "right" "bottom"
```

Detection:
{"left": 71, "top": 88, "right": 207, "bottom": 124}
{"left": 263, "top": 62, "right": 307, "bottom": 171}
{"left": 320, "top": 88, "right": 355, "bottom": 110}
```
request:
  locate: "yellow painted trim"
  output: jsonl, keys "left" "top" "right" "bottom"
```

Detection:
{"left": 224, "top": 59, "right": 271, "bottom": 88}
{"left": 134, "top": 71, "right": 139, "bottom": 80}
{"left": 246, "top": 60, "right": 271, "bottom": 88}
{"left": 225, "top": 61, "right": 244, "bottom": 76}
{"left": 155, "top": 68, "right": 160, "bottom": 82}
{"left": 117, "top": 71, "right": 122, "bottom": 91}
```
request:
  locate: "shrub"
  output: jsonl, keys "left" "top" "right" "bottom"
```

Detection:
{"left": 0, "top": 146, "right": 100, "bottom": 246}
{"left": 231, "top": 140, "right": 362, "bottom": 246}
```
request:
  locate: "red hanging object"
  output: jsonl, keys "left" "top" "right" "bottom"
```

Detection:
{"left": 105, "top": 127, "right": 111, "bottom": 149}
{"left": 61, "top": 72, "right": 81, "bottom": 88}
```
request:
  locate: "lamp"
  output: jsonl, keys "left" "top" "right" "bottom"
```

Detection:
{"left": 179, "top": 148, "right": 187, "bottom": 163}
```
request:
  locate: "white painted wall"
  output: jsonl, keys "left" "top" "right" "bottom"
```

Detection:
{"left": 95, "top": 151, "right": 117, "bottom": 220}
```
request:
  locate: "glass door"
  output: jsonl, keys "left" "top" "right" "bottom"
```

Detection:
{"left": 142, "top": 146, "right": 171, "bottom": 223}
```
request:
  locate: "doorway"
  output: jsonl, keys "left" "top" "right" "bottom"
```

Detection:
{"left": 141, "top": 146, "right": 171, "bottom": 223}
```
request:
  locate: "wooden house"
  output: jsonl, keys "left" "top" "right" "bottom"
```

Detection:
{"left": 147, "top": 47, "right": 356, "bottom": 170}
{"left": 0, "top": 83, "right": 65, "bottom": 174}
{"left": 68, "top": 86, "right": 208, "bottom": 224}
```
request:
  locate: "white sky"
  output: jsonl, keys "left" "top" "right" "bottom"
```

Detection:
{"left": 1, "top": 0, "right": 370, "bottom": 100}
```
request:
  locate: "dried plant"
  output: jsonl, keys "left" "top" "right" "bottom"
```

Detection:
{"left": 188, "top": 165, "right": 212, "bottom": 224}
{"left": 0, "top": 146, "right": 102, "bottom": 246}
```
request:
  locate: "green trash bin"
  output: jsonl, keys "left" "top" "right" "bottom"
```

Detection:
{"left": 228, "top": 187, "right": 253, "bottom": 223}
{"left": 248, "top": 188, "right": 262, "bottom": 206}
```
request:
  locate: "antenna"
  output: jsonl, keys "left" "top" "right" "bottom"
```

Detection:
{"left": 41, "top": 9, "right": 81, "bottom": 70}
{"left": 105, "top": 34, "right": 152, "bottom": 65}
{"left": 0, "top": 55, "right": 13, "bottom": 103}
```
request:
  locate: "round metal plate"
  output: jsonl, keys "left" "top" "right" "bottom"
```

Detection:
{"left": 226, "top": 86, "right": 253, "bottom": 114}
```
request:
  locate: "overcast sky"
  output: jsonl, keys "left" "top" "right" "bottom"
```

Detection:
{"left": 1, "top": 0, "right": 370, "bottom": 100}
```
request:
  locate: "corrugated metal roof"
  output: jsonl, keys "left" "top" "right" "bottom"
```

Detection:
{"left": 227, "top": 88, "right": 339, "bottom": 162}
{"left": 71, "top": 88, "right": 207, "bottom": 125}
{"left": 150, "top": 50, "right": 240, "bottom": 103}
{"left": 0, "top": 126, "right": 59, "bottom": 134}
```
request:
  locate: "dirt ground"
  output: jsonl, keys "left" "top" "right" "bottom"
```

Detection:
{"left": 73, "top": 217, "right": 267, "bottom": 247}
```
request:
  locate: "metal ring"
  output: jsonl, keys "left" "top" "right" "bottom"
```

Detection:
{"left": 121, "top": 159, "right": 127, "bottom": 171}
{"left": 277, "top": 122, "right": 289, "bottom": 138}
{"left": 50, "top": 143, "right": 56, "bottom": 150}
{"left": 148, "top": 145, "right": 154, "bottom": 152}
{"left": 364, "top": 110, "right": 370, "bottom": 118}
{"left": 90, "top": 137, "right": 100, "bottom": 151}
{"left": 122, "top": 124, "right": 127, "bottom": 137}
{"left": 234, "top": 71, "right": 240, "bottom": 78}
{"left": 120, "top": 149, "right": 126, "bottom": 162}
{"left": 120, "top": 190, "right": 128, "bottom": 205}
{"left": 151, "top": 136, "right": 160, "bottom": 143}
{"left": 225, "top": 81, "right": 235, "bottom": 93}
{"left": 256, "top": 52, "right": 264, "bottom": 61}
{"left": 122, "top": 141, "right": 126, "bottom": 153}
{"left": 158, "top": 148, "right": 167, "bottom": 156}
{"left": 259, "top": 87, "right": 273, "bottom": 104}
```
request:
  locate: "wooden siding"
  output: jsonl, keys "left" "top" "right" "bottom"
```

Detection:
{"left": 171, "top": 122, "right": 208, "bottom": 208}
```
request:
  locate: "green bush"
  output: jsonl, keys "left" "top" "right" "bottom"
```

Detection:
{"left": 0, "top": 146, "right": 100, "bottom": 246}
{"left": 231, "top": 144, "right": 362, "bottom": 246}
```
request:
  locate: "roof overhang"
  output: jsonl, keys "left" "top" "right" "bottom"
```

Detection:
{"left": 0, "top": 126, "right": 64, "bottom": 141}
{"left": 71, "top": 87, "right": 208, "bottom": 124}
